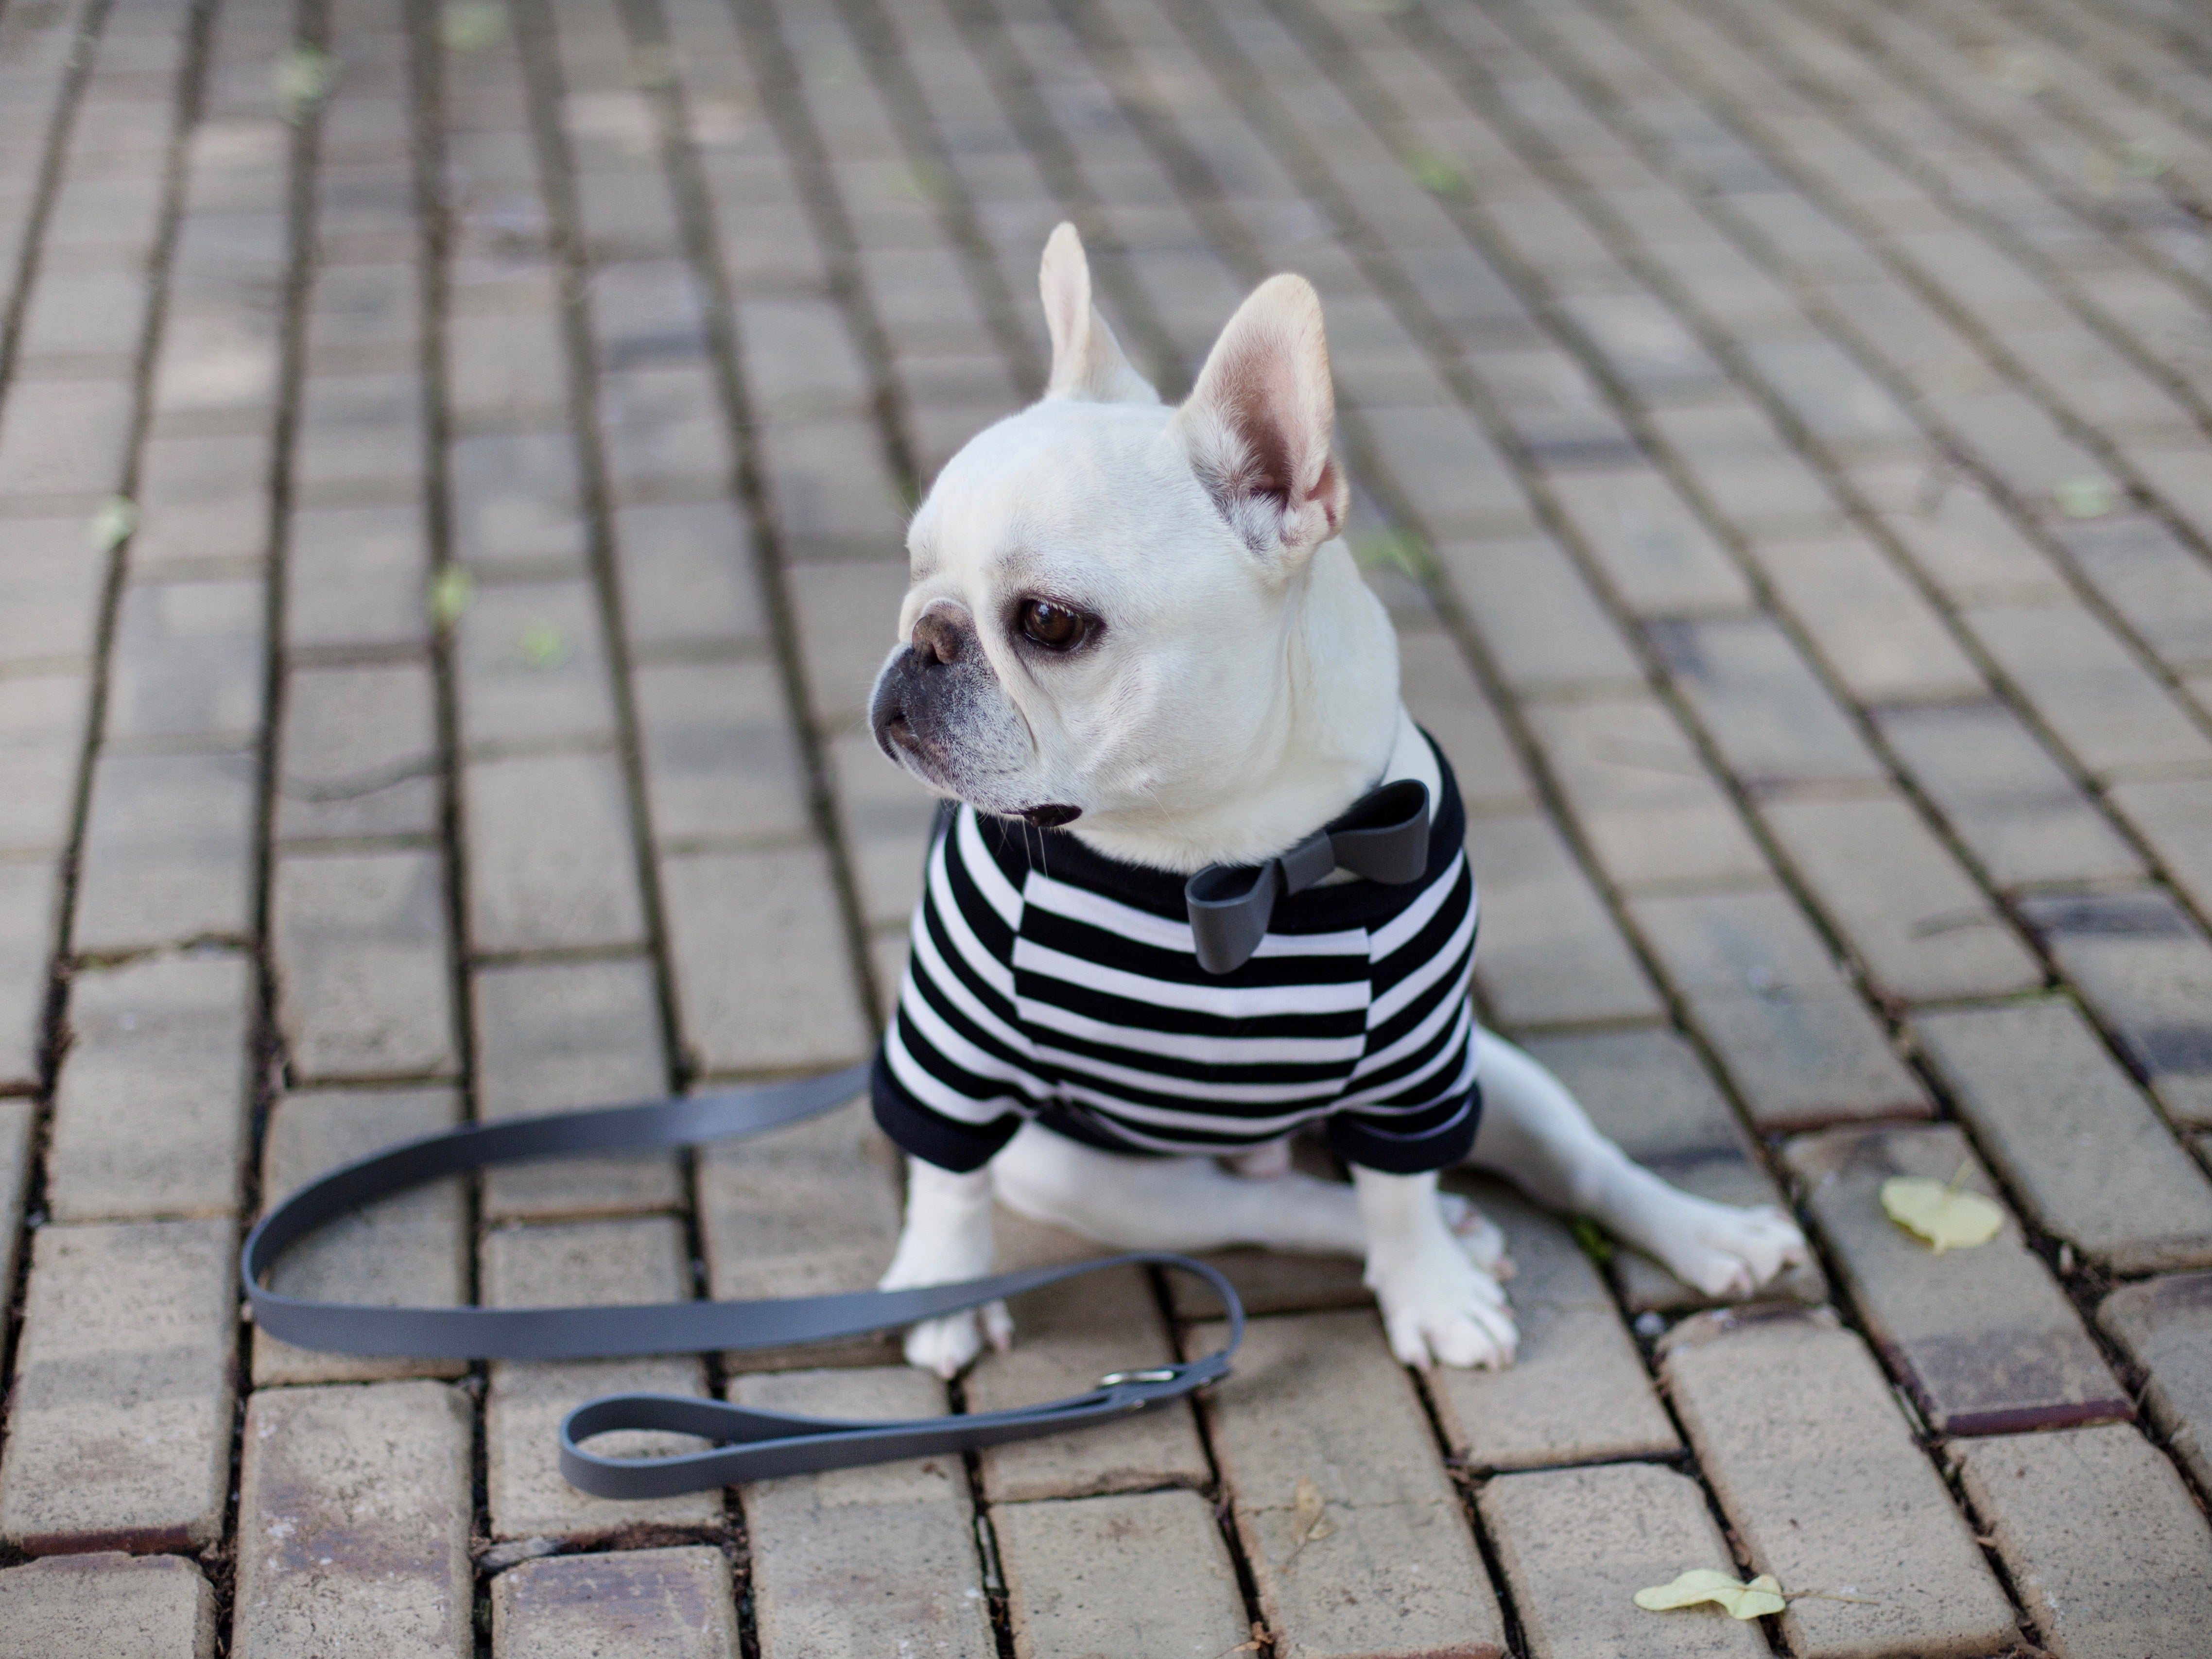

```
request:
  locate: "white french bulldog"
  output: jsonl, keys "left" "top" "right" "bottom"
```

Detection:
{"left": 865, "top": 223, "right": 1806, "bottom": 1378}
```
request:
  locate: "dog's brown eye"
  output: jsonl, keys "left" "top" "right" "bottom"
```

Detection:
{"left": 1019, "top": 599, "right": 1084, "bottom": 650}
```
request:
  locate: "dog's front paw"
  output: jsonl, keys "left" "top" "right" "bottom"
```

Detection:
{"left": 1367, "top": 1241, "right": 1518, "bottom": 1372}
{"left": 902, "top": 1301, "right": 1014, "bottom": 1380}
{"left": 1435, "top": 1190, "right": 1514, "bottom": 1280}
{"left": 1650, "top": 1196, "right": 1809, "bottom": 1299}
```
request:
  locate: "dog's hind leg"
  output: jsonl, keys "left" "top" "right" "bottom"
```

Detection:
{"left": 990, "top": 1123, "right": 1371, "bottom": 1253}
{"left": 1467, "top": 1029, "right": 1808, "bottom": 1298}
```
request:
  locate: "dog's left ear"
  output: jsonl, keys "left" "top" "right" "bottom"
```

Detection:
{"left": 1171, "top": 273, "right": 1348, "bottom": 568}
{"left": 1040, "top": 223, "right": 1160, "bottom": 405}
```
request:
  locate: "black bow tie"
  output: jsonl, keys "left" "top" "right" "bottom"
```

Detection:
{"left": 1184, "top": 779, "right": 1433, "bottom": 973}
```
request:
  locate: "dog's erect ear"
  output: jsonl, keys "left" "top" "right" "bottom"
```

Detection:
{"left": 1040, "top": 223, "right": 1159, "bottom": 405}
{"left": 1170, "top": 273, "right": 1348, "bottom": 565}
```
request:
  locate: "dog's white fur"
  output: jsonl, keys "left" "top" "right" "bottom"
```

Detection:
{"left": 871, "top": 225, "right": 1806, "bottom": 1375}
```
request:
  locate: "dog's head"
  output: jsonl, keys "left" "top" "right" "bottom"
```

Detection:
{"left": 869, "top": 224, "right": 1398, "bottom": 871}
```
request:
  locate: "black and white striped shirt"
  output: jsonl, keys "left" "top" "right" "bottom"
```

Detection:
{"left": 871, "top": 730, "right": 1481, "bottom": 1176}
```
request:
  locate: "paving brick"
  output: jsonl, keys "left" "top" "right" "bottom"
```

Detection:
{"left": 1660, "top": 1309, "right": 2014, "bottom": 1658}
{"left": 1428, "top": 1182, "right": 1676, "bottom": 1469}
{"left": 72, "top": 746, "right": 257, "bottom": 953}
{"left": 2018, "top": 891, "right": 2212, "bottom": 1129}
{"left": 969, "top": 1213, "right": 1207, "bottom": 1502}
{"left": 252, "top": 1087, "right": 468, "bottom": 1386}
{"left": 1759, "top": 788, "right": 2040, "bottom": 1003}
{"left": 600, "top": 365, "right": 726, "bottom": 497}
{"left": 466, "top": 751, "right": 647, "bottom": 953}
{"left": 483, "top": 1217, "right": 722, "bottom": 1540}
{"left": 0, "top": 862, "right": 56, "bottom": 1089}
{"left": 131, "top": 428, "right": 271, "bottom": 573}
{"left": 995, "top": 1489, "right": 1250, "bottom": 1659}
{"left": 786, "top": 559, "right": 909, "bottom": 733}
{"left": 2098, "top": 1272, "right": 2212, "bottom": 1494}
{"left": 276, "top": 661, "right": 440, "bottom": 843}
{"left": 0, "top": 1553, "right": 216, "bottom": 1659}
{"left": 0, "top": 377, "right": 132, "bottom": 500}
{"left": 447, "top": 311, "right": 571, "bottom": 426}
{"left": 1523, "top": 694, "right": 1768, "bottom": 890}
{"left": 2053, "top": 514, "right": 2212, "bottom": 681}
{"left": 702, "top": 1099, "right": 902, "bottom": 1371}
{"left": 1648, "top": 615, "right": 1884, "bottom": 787}
{"left": 1875, "top": 700, "right": 2145, "bottom": 891}
{"left": 1363, "top": 401, "right": 1531, "bottom": 535}
{"left": 1190, "top": 1308, "right": 1503, "bottom": 1653}
{"left": 474, "top": 956, "right": 679, "bottom": 1217}
{"left": 635, "top": 659, "right": 811, "bottom": 845}
{"left": 48, "top": 951, "right": 251, "bottom": 1221}
{"left": 459, "top": 579, "right": 620, "bottom": 748}
{"left": 1479, "top": 1463, "right": 1766, "bottom": 1659}
{"left": 1526, "top": 1026, "right": 1825, "bottom": 1309}
{"left": 1544, "top": 467, "right": 1751, "bottom": 615}
{"left": 0, "top": 517, "right": 105, "bottom": 667}
{"left": 1556, "top": 288, "right": 1729, "bottom": 404}
{"left": 151, "top": 308, "right": 278, "bottom": 420}
{"left": 233, "top": 1382, "right": 473, "bottom": 1659}
{"left": 614, "top": 498, "right": 765, "bottom": 648}
{"left": 1628, "top": 886, "right": 1927, "bottom": 1128}
{"left": 1954, "top": 1423, "right": 2212, "bottom": 1659}
{"left": 662, "top": 846, "right": 873, "bottom": 1075}
{"left": 1916, "top": 999, "right": 2212, "bottom": 1273}
{"left": 273, "top": 847, "right": 457, "bottom": 1081}
{"left": 491, "top": 1547, "right": 740, "bottom": 1658}
{"left": 830, "top": 728, "right": 941, "bottom": 931}
{"left": 0, "top": 673, "right": 88, "bottom": 855}
{"left": 294, "top": 372, "right": 426, "bottom": 498}
{"left": 1396, "top": 627, "right": 1537, "bottom": 817}
{"left": 450, "top": 430, "right": 588, "bottom": 570}
{"left": 1864, "top": 467, "right": 2066, "bottom": 604}
{"left": 1786, "top": 1123, "right": 2126, "bottom": 1434}
{"left": 286, "top": 502, "right": 431, "bottom": 650}
{"left": 1467, "top": 810, "right": 1663, "bottom": 1026}
{"left": 2106, "top": 777, "right": 2212, "bottom": 922}
{"left": 1965, "top": 600, "right": 2212, "bottom": 780}
{"left": 0, "top": 1218, "right": 235, "bottom": 1551}
{"left": 1430, "top": 533, "right": 1643, "bottom": 698}
{"left": 1749, "top": 528, "right": 1982, "bottom": 702}
{"left": 737, "top": 1367, "right": 993, "bottom": 1659}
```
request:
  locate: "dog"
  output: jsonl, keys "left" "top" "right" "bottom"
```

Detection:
{"left": 864, "top": 223, "right": 1807, "bottom": 1378}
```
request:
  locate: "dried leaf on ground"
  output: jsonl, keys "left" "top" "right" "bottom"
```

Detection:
{"left": 1882, "top": 1166, "right": 2005, "bottom": 1255}
{"left": 1280, "top": 1475, "right": 1333, "bottom": 1570}
{"left": 427, "top": 566, "right": 476, "bottom": 627}
{"left": 1634, "top": 1568, "right": 1787, "bottom": 1620}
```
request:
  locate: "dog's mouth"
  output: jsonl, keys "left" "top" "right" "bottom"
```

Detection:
{"left": 1020, "top": 803, "right": 1081, "bottom": 828}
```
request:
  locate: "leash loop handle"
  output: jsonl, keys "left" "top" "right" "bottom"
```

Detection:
{"left": 240, "top": 1062, "right": 1245, "bottom": 1499}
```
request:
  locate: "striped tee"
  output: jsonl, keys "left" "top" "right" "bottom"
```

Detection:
{"left": 871, "top": 729, "right": 1481, "bottom": 1176}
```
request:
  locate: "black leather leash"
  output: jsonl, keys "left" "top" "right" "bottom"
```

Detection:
{"left": 241, "top": 1062, "right": 1244, "bottom": 1499}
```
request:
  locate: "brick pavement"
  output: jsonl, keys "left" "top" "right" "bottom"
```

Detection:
{"left": 0, "top": 0, "right": 2207, "bottom": 1649}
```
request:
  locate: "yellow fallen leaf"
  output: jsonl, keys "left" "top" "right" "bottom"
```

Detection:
{"left": 1634, "top": 1568, "right": 1787, "bottom": 1620}
{"left": 1281, "top": 1476, "right": 1333, "bottom": 1570}
{"left": 1882, "top": 1166, "right": 2004, "bottom": 1255}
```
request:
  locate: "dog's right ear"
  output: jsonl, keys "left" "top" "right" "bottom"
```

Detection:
{"left": 1040, "top": 223, "right": 1159, "bottom": 405}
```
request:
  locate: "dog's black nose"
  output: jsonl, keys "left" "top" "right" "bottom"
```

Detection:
{"left": 912, "top": 611, "right": 964, "bottom": 665}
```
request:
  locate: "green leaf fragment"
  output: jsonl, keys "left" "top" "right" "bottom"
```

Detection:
{"left": 2053, "top": 476, "right": 2116, "bottom": 519}
{"left": 518, "top": 618, "right": 570, "bottom": 668}
{"left": 1403, "top": 147, "right": 1467, "bottom": 196}
{"left": 1350, "top": 527, "right": 1433, "bottom": 580}
{"left": 273, "top": 47, "right": 338, "bottom": 121}
{"left": 2119, "top": 138, "right": 2172, "bottom": 179}
{"left": 439, "top": 2, "right": 507, "bottom": 53}
{"left": 88, "top": 496, "right": 137, "bottom": 553}
{"left": 1569, "top": 1215, "right": 1615, "bottom": 1265}
{"left": 428, "top": 566, "right": 476, "bottom": 627}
